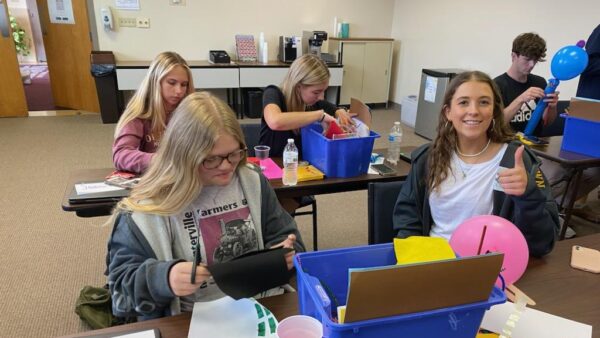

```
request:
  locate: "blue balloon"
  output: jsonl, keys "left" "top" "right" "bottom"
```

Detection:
{"left": 551, "top": 45, "right": 589, "bottom": 80}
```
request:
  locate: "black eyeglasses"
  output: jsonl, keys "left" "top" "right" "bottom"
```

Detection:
{"left": 202, "top": 148, "right": 247, "bottom": 169}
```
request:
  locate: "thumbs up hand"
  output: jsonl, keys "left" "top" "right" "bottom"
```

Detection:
{"left": 497, "top": 145, "right": 528, "bottom": 196}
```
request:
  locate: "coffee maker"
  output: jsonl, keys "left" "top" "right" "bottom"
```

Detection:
{"left": 302, "top": 31, "right": 327, "bottom": 58}
{"left": 278, "top": 36, "right": 302, "bottom": 63}
{"left": 302, "top": 31, "right": 336, "bottom": 63}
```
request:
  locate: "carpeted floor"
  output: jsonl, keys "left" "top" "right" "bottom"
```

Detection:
{"left": 0, "top": 108, "right": 598, "bottom": 337}
{"left": 21, "top": 64, "right": 56, "bottom": 111}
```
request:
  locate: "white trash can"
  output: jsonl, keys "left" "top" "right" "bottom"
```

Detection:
{"left": 401, "top": 95, "right": 418, "bottom": 128}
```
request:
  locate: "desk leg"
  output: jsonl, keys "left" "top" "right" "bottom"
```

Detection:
{"left": 559, "top": 169, "right": 583, "bottom": 240}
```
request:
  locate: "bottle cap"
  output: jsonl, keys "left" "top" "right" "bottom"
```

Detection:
{"left": 287, "top": 138, "right": 294, "bottom": 143}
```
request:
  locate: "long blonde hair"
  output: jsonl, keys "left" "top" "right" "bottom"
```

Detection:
{"left": 427, "top": 71, "right": 514, "bottom": 191}
{"left": 281, "top": 54, "right": 330, "bottom": 112}
{"left": 116, "top": 92, "right": 247, "bottom": 215}
{"left": 114, "top": 51, "right": 194, "bottom": 139}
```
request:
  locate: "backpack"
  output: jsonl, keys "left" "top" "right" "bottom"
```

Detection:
{"left": 75, "top": 285, "right": 114, "bottom": 329}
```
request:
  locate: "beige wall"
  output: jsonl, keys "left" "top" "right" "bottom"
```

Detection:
{"left": 93, "top": 0, "right": 395, "bottom": 61}
{"left": 390, "top": 0, "right": 600, "bottom": 102}
{"left": 92, "top": 0, "right": 599, "bottom": 103}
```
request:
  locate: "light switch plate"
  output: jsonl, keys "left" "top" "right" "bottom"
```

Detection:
{"left": 119, "top": 17, "right": 136, "bottom": 28}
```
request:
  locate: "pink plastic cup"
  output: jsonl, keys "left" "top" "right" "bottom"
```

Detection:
{"left": 276, "top": 315, "right": 323, "bottom": 338}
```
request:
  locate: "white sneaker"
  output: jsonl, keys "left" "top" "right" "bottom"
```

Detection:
{"left": 559, "top": 217, "right": 577, "bottom": 239}
{"left": 565, "top": 226, "right": 576, "bottom": 239}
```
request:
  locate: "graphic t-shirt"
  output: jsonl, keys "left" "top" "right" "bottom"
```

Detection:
{"left": 494, "top": 73, "right": 547, "bottom": 135}
{"left": 170, "top": 174, "right": 259, "bottom": 310}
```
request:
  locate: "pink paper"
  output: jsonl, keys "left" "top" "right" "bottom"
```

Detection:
{"left": 258, "top": 158, "right": 282, "bottom": 179}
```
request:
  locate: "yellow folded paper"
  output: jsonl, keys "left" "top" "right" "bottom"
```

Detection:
{"left": 394, "top": 236, "right": 456, "bottom": 265}
{"left": 297, "top": 165, "right": 325, "bottom": 182}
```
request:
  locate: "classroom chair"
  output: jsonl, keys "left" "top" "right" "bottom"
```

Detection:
{"left": 241, "top": 121, "right": 319, "bottom": 250}
{"left": 291, "top": 196, "right": 318, "bottom": 251}
{"left": 367, "top": 181, "right": 404, "bottom": 244}
{"left": 241, "top": 121, "right": 261, "bottom": 156}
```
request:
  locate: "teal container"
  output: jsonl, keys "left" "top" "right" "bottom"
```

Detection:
{"left": 341, "top": 23, "right": 349, "bottom": 38}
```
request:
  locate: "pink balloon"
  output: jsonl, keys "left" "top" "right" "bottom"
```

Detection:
{"left": 449, "top": 215, "right": 529, "bottom": 287}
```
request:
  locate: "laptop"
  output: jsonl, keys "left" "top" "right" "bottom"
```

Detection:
{"left": 68, "top": 181, "right": 130, "bottom": 204}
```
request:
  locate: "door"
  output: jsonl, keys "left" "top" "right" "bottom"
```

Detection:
{"left": 0, "top": 0, "right": 28, "bottom": 117}
{"left": 339, "top": 42, "right": 365, "bottom": 105}
{"left": 362, "top": 42, "right": 392, "bottom": 104}
{"left": 36, "top": 0, "right": 99, "bottom": 112}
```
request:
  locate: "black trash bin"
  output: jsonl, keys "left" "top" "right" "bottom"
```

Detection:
{"left": 91, "top": 51, "right": 123, "bottom": 124}
{"left": 243, "top": 88, "right": 264, "bottom": 118}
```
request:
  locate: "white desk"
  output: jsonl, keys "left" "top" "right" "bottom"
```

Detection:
{"left": 116, "top": 61, "right": 239, "bottom": 90}
{"left": 115, "top": 60, "right": 344, "bottom": 115}
{"left": 237, "top": 61, "right": 343, "bottom": 88}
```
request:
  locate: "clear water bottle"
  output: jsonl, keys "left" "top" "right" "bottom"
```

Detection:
{"left": 387, "top": 121, "right": 403, "bottom": 164}
{"left": 283, "top": 139, "right": 298, "bottom": 186}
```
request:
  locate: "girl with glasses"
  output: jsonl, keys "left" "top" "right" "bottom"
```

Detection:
{"left": 107, "top": 92, "right": 304, "bottom": 320}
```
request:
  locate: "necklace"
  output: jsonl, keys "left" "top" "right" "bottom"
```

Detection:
{"left": 454, "top": 155, "right": 469, "bottom": 179}
{"left": 456, "top": 138, "right": 491, "bottom": 157}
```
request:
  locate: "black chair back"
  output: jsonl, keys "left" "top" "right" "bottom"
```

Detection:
{"left": 241, "top": 122, "right": 261, "bottom": 156}
{"left": 367, "top": 181, "right": 404, "bottom": 244}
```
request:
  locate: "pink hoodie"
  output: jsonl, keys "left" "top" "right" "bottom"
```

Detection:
{"left": 112, "top": 118, "right": 160, "bottom": 174}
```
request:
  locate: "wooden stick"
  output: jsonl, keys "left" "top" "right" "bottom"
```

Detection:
{"left": 505, "top": 284, "right": 536, "bottom": 306}
{"left": 477, "top": 225, "right": 488, "bottom": 255}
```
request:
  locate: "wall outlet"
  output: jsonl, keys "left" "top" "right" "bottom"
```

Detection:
{"left": 169, "top": 0, "right": 186, "bottom": 5}
{"left": 119, "top": 17, "right": 136, "bottom": 28}
{"left": 136, "top": 17, "right": 150, "bottom": 28}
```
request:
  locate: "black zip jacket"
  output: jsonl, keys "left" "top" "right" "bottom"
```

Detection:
{"left": 393, "top": 141, "right": 559, "bottom": 257}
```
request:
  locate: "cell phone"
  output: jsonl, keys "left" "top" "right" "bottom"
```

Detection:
{"left": 371, "top": 163, "right": 397, "bottom": 176}
{"left": 570, "top": 245, "right": 600, "bottom": 273}
{"left": 400, "top": 152, "right": 412, "bottom": 163}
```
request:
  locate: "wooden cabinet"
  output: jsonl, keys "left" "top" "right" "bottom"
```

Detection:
{"left": 329, "top": 38, "right": 393, "bottom": 105}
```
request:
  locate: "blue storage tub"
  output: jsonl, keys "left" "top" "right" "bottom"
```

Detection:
{"left": 301, "top": 123, "right": 380, "bottom": 178}
{"left": 561, "top": 115, "right": 600, "bottom": 158}
{"left": 294, "top": 244, "right": 506, "bottom": 338}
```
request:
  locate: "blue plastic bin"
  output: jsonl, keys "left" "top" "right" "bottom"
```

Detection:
{"left": 301, "top": 123, "right": 380, "bottom": 178}
{"left": 561, "top": 115, "right": 600, "bottom": 158}
{"left": 294, "top": 244, "right": 506, "bottom": 338}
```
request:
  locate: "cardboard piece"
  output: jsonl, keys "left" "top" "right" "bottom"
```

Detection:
{"left": 207, "top": 247, "right": 292, "bottom": 300}
{"left": 344, "top": 253, "right": 503, "bottom": 323}
{"left": 350, "top": 98, "right": 372, "bottom": 128}
{"left": 569, "top": 97, "right": 600, "bottom": 122}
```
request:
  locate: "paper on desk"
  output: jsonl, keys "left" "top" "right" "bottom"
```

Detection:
{"left": 481, "top": 301, "right": 592, "bottom": 338}
{"left": 75, "top": 182, "right": 124, "bottom": 195}
{"left": 114, "top": 329, "right": 158, "bottom": 338}
{"left": 188, "top": 297, "right": 277, "bottom": 338}
{"left": 258, "top": 158, "right": 282, "bottom": 180}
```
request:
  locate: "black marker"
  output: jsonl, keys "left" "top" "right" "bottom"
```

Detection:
{"left": 191, "top": 245, "right": 202, "bottom": 284}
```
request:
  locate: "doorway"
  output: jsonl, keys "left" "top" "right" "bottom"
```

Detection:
{"left": 8, "top": 0, "right": 55, "bottom": 112}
